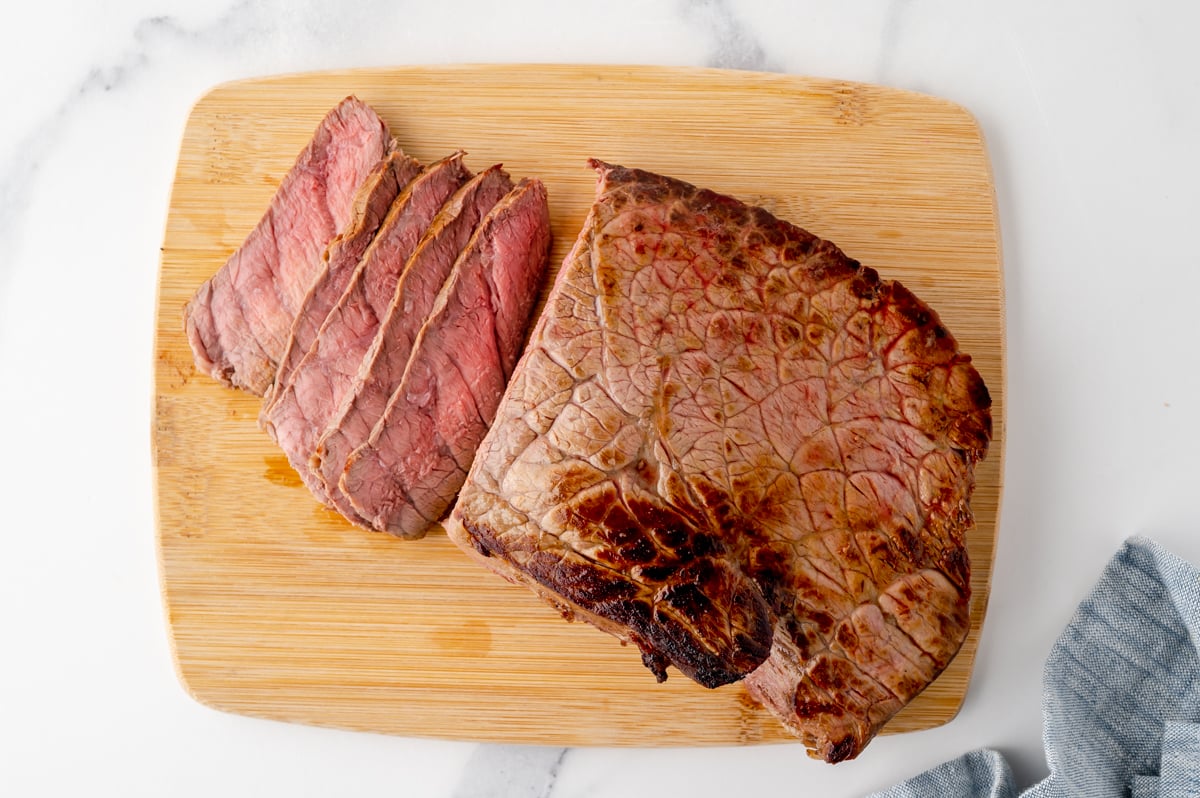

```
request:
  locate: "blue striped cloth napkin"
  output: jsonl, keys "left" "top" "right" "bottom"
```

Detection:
{"left": 872, "top": 537, "right": 1200, "bottom": 798}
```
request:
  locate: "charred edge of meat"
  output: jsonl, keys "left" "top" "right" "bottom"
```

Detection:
{"left": 826, "top": 736, "right": 858, "bottom": 764}
{"left": 462, "top": 518, "right": 769, "bottom": 688}
{"left": 882, "top": 279, "right": 993, "bottom": 459}
{"left": 576, "top": 485, "right": 775, "bottom": 670}
{"left": 588, "top": 158, "right": 864, "bottom": 285}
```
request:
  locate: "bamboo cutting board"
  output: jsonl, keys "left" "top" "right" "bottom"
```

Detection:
{"left": 154, "top": 64, "right": 1004, "bottom": 748}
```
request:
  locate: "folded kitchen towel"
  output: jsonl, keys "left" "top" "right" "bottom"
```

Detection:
{"left": 871, "top": 536, "right": 1200, "bottom": 798}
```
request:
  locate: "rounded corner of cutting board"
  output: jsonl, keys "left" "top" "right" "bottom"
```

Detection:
{"left": 155, "top": 64, "right": 1003, "bottom": 748}
{"left": 169, "top": 653, "right": 228, "bottom": 716}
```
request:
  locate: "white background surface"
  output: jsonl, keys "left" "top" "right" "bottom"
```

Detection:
{"left": 3, "top": 1, "right": 1200, "bottom": 795}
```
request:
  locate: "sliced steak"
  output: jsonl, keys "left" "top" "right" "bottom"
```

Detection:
{"left": 185, "top": 96, "right": 394, "bottom": 395}
{"left": 444, "top": 161, "right": 991, "bottom": 762}
{"left": 265, "top": 150, "right": 422, "bottom": 404}
{"left": 341, "top": 179, "right": 552, "bottom": 538}
{"left": 314, "top": 165, "right": 515, "bottom": 521}
{"left": 259, "top": 153, "right": 473, "bottom": 504}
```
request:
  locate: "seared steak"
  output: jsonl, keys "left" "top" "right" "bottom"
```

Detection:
{"left": 444, "top": 162, "right": 991, "bottom": 762}
{"left": 266, "top": 151, "right": 422, "bottom": 403}
{"left": 185, "top": 96, "right": 393, "bottom": 395}
{"left": 259, "top": 154, "right": 472, "bottom": 505}
{"left": 341, "top": 180, "right": 552, "bottom": 538}
{"left": 314, "top": 165, "right": 515, "bottom": 522}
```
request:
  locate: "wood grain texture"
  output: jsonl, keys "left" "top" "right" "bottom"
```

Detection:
{"left": 153, "top": 64, "right": 1004, "bottom": 747}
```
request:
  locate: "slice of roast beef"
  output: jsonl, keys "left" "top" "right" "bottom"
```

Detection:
{"left": 258, "top": 153, "right": 473, "bottom": 504}
{"left": 313, "top": 164, "right": 515, "bottom": 522}
{"left": 340, "top": 179, "right": 552, "bottom": 538}
{"left": 264, "top": 150, "right": 422, "bottom": 405}
{"left": 443, "top": 161, "right": 991, "bottom": 762}
{"left": 185, "top": 96, "right": 394, "bottom": 395}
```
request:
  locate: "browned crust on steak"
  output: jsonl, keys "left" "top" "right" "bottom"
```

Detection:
{"left": 445, "top": 160, "right": 991, "bottom": 761}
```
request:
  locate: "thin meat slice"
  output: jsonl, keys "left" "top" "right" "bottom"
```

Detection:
{"left": 340, "top": 179, "right": 551, "bottom": 538}
{"left": 258, "top": 155, "right": 480, "bottom": 505}
{"left": 314, "top": 164, "right": 515, "bottom": 522}
{"left": 443, "top": 161, "right": 991, "bottom": 762}
{"left": 185, "top": 96, "right": 394, "bottom": 394}
{"left": 265, "top": 151, "right": 422, "bottom": 406}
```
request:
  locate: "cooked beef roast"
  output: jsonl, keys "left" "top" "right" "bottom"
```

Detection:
{"left": 341, "top": 179, "right": 552, "bottom": 538}
{"left": 185, "top": 97, "right": 394, "bottom": 395}
{"left": 444, "top": 161, "right": 991, "bottom": 762}
{"left": 187, "top": 93, "right": 990, "bottom": 761}
{"left": 313, "top": 165, "right": 516, "bottom": 523}
{"left": 187, "top": 96, "right": 553, "bottom": 539}
{"left": 266, "top": 151, "right": 421, "bottom": 404}
{"left": 259, "top": 153, "right": 473, "bottom": 506}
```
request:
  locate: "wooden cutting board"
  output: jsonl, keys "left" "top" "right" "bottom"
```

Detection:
{"left": 154, "top": 64, "right": 1004, "bottom": 747}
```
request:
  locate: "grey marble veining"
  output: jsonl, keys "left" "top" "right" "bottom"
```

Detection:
{"left": 452, "top": 745, "right": 568, "bottom": 798}
{"left": 0, "top": 1, "right": 264, "bottom": 297}
{"left": 682, "top": 0, "right": 782, "bottom": 72}
{"left": 876, "top": 0, "right": 911, "bottom": 82}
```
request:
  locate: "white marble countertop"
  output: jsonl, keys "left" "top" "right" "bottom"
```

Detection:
{"left": 4, "top": 1, "right": 1200, "bottom": 795}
